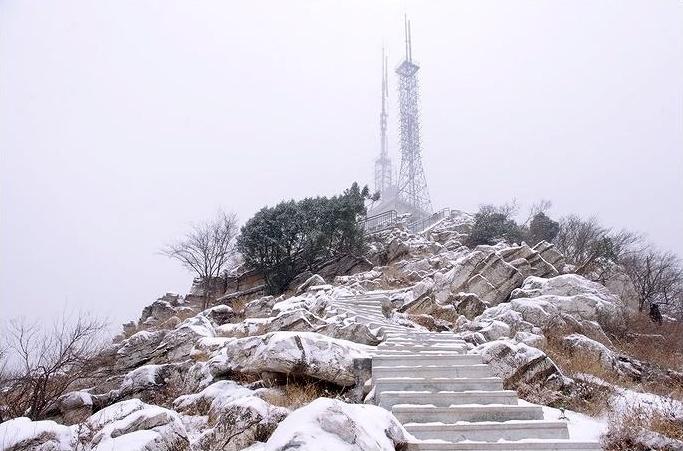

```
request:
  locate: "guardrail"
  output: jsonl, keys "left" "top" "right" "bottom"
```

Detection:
{"left": 406, "top": 208, "right": 451, "bottom": 234}
{"left": 361, "top": 209, "right": 399, "bottom": 235}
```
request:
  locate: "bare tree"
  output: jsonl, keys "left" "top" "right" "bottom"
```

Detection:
{"left": 162, "top": 211, "right": 238, "bottom": 309}
{"left": 0, "top": 313, "right": 107, "bottom": 422}
{"left": 622, "top": 248, "right": 683, "bottom": 314}
{"left": 554, "top": 215, "right": 641, "bottom": 278}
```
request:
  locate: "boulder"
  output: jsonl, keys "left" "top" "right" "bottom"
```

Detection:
{"left": 532, "top": 241, "right": 566, "bottom": 272}
{"left": 562, "top": 333, "right": 642, "bottom": 380}
{"left": 510, "top": 274, "right": 625, "bottom": 332}
{"left": 474, "top": 339, "right": 567, "bottom": 390}
{"left": 115, "top": 330, "right": 167, "bottom": 368}
{"left": 316, "top": 321, "right": 381, "bottom": 346}
{"left": 174, "top": 380, "right": 254, "bottom": 416}
{"left": 449, "top": 292, "right": 489, "bottom": 320}
{"left": 152, "top": 315, "right": 215, "bottom": 363}
{"left": 296, "top": 274, "right": 326, "bottom": 294}
{"left": 386, "top": 237, "right": 410, "bottom": 263}
{"left": 244, "top": 296, "right": 278, "bottom": 318}
{"left": 0, "top": 417, "right": 75, "bottom": 451}
{"left": 198, "top": 395, "right": 288, "bottom": 450}
{"left": 139, "top": 300, "right": 177, "bottom": 326}
{"left": 78, "top": 399, "right": 189, "bottom": 451}
{"left": 261, "top": 397, "right": 411, "bottom": 450}
{"left": 56, "top": 391, "right": 94, "bottom": 424}
{"left": 207, "top": 332, "right": 370, "bottom": 386}
{"left": 200, "top": 305, "right": 238, "bottom": 327}
{"left": 216, "top": 318, "right": 271, "bottom": 338}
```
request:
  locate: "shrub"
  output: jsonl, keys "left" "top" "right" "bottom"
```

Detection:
{"left": 465, "top": 204, "right": 523, "bottom": 247}
{"left": 527, "top": 212, "right": 560, "bottom": 245}
{"left": 238, "top": 183, "right": 373, "bottom": 294}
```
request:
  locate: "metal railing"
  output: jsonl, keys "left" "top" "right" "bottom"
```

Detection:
{"left": 406, "top": 208, "right": 451, "bottom": 234}
{"left": 361, "top": 209, "right": 399, "bottom": 235}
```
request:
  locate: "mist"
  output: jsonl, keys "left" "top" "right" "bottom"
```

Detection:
{"left": 2, "top": 0, "right": 682, "bottom": 330}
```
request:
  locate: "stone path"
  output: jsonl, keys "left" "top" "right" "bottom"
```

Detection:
{"left": 330, "top": 292, "right": 603, "bottom": 451}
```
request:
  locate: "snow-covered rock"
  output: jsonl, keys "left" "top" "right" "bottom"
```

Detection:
{"left": 85, "top": 399, "right": 189, "bottom": 451}
{"left": 56, "top": 391, "right": 94, "bottom": 424}
{"left": 207, "top": 331, "right": 371, "bottom": 386}
{"left": 174, "top": 380, "right": 254, "bottom": 416}
{"left": 510, "top": 274, "right": 625, "bottom": 331}
{"left": 198, "top": 395, "right": 288, "bottom": 450}
{"left": 562, "top": 333, "right": 641, "bottom": 380}
{"left": 139, "top": 300, "right": 177, "bottom": 326}
{"left": 152, "top": 315, "right": 215, "bottom": 362}
{"left": 260, "top": 397, "right": 411, "bottom": 450}
{"left": 474, "top": 339, "right": 568, "bottom": 390}
{"left": 200, "top": 304, "right": 237, "bottom": 327}
{"left": 296, "top": 274, "right": 326, "bottom": 294}
{"left": 0, "top": 417, "right": 76, "bottom": 451}
{"left": 114, "top": 330, "right": 167, "bottom": 368}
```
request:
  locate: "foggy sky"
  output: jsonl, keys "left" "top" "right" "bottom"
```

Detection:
{"left": 2, "top": 1, "right": 682, "bottom": 330}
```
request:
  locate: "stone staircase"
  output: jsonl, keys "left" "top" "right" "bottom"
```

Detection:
{"left": 330, "top": 292, "right": 603, "bottom": 451}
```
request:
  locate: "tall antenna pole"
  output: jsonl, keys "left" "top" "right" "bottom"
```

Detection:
{"left": 396, "top": 17, "right": 432, "bottom": 216}
{"left": 374, "top": 46, "right": 392, "bottom": 195}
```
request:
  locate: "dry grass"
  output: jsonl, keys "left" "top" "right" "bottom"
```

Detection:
{"left": 259, "top": 379, "right": 344, "bottom": 410}
{"left": 603, "top": 400, "right": 683, "bottom": 450}
{"left": 612, "top": 312, "right": 683, "bottom": 370}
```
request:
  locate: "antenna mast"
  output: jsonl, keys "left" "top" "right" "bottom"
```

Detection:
{"left": 374, "top": 47, "right": 393, "bottom": 194}
{"left": 395, "top": 16, "right": 432, "bottom": 216}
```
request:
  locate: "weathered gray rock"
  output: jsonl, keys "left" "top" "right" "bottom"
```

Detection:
{"left": 562, "top": 333, "right": 641, "bottom": 380}
{"left": 510, "top": 274, "right": 625, "bottom": 332}
{"left": 449, "top": 292, "right": 489, "bottom": 320}
{"left": 0, "top": 417, "right": 75, "bottom": 451}
{"left": 316, "top": 321, "right": 381, "bottom": 346}
{"left": 532, "top": 241, "right": 566, "bottom": 272}
{"left": 198, "top": 395, "right": 288, "bottom": 450}
{"left": 261, "top": 397, "right": 411, "bottom": 450}
{"left": 77, "top": 399, "right": 189, "bottom": 451}
{"left": 244, "top": 296, "right": 278, "bottom": 318}
{"left": 115, "top": 330, "right": 167, "bottom": 368}
{"left": 200, "top": 305, "right": 238, "bottom": 327}
{"left": 474, "top": 339, "right": 567, "bottom": 390}
{"left": 174, "top": 380, "right": 254, "bottom": 416}
{"left": 152, "top": 315, "right": 215, "bottom": 363}
{"left": 207, "top": 332, "right": 370, "bottom": 386}
{"left": 139, "top": 300, "right": 177, "bottom": 326}
{"left": 56, "top": 391, "right": 94, "bottom": 425}
{"left": 296, "top": 274, "right": 326, "bottom": 294}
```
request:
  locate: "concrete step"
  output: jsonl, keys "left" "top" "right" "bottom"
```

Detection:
{"left": 375, "top": 377, "right": 504, "bottom": 393}
{"left": 405, "top": 441, "right": 603, "bottom": 451}
{"left": 392, "top": 405, "right": 544, "bottom": 423}
{"left": 371, "top": 350, "right": 468, "bottom": 357}
{"left": 384, "top": 336, "right": 466, "bottom": 342}
{"left": 373, "top": 364, "right": 492, "bottom": 380}
{"left": 404, "top": 420, "right": 570, "bottom": 442}
{"left": 378, "top": 344, "right": 468, "bottom": 353}
{"left": 377, "top": 390, "right": 518, "bottom": 409}
{"left": 372, "top": 354, "right": 483, "bottom": 366}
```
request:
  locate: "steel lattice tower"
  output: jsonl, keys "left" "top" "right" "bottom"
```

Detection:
{"left": 396, "top": 17, "right": 432, "bottom": 215}
{"left": 374, "top": 48, "right": 393, "bottom": 195}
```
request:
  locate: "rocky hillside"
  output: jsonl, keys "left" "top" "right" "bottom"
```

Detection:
{"left": 2, "top": 212, "right": 681, "bottom": 450}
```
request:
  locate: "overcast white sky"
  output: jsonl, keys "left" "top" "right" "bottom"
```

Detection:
{"left": 1, "top": 1, "right": 682, "bottom": 330}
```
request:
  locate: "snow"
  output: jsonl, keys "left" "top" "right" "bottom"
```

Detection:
{"left": 92, "top": 429, "right": 160, "bottom": 451}
{"left": 263, "top": 397, "right": 412, "bottom": 450}
{"left": 174, "top": 380, "right": 254, "bottom": 413}
{"left": 86, "top": 399, "right": 147, "bottom": 432}
{"left": 119, "top": 364, "right": 163, "bottom": 391}
{"left": 0, "top": 417, "right": 75, "bottom": 451}
{"left": 519, "top": 400, "right": 607, "bottom": 443}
